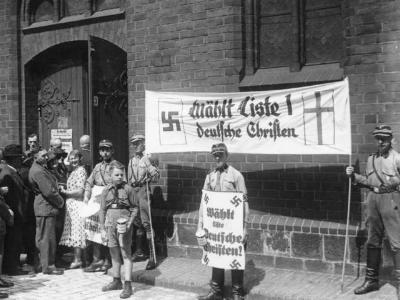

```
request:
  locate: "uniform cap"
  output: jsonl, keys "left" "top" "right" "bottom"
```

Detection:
{"left": 130, "top": 134, "right": 145, "bottom": 144}
{"left": 53, "top": 147, "right": 68, "bottom": 158}
{"left": 372, "top": 124, "right": 392, "bottom": 138}
{"left": 3, "top": 144, "right": 23, "bottom": 157}
{"left": 99, "top": 139, "right": 113, "bottom": 148}
{"left": 211, "top": 143, "right": 228, "bottom": 155}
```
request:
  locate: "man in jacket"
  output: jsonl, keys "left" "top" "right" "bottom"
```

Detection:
{"left": 29, "top": 149, "right": 64, "bottom": 275}
{"left": 0, "top": 144, "right": 27, "bottom": 275}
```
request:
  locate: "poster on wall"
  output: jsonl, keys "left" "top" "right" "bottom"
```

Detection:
{"left": 145, "top": 78, "right": 351, "bottom": 154}
{"left": 200, "top": 190, "right": 245, "bottom": 270}
{"left": 51, "top": 128, "right": 73, "bottom": 154}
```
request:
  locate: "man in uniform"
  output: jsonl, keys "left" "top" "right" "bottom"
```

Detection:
{"left": 0, "top": 145, "right": 27, "bottom": 275}
{"left": 346, "top": 124, "right": 400, "bottom": 298}
{"left": 197, "top": 143, "right": 249, "bottom": 300}
{"left": 29, "top": 149, "right": 64, "bottom": 275}
{"left": 127, "top": 134, "right": 159, "bottom": 270}
{"left": 84, "top": 139, "right": 121, "bottom": 273}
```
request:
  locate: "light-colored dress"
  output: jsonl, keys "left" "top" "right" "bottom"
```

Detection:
{"left": 59, "top": 165, "right": 87, "bottom": 248}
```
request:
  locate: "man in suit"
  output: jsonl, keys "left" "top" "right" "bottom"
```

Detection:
{"left": 29, "top": 149, "right": 64, "bottom": 275}
{"left": 0, "top": 144, "right": 28, "bottom": 276}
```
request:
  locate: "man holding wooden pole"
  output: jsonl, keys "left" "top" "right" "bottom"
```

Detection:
{"left": 346, "top": 124, "right": 400, "bottom": 298}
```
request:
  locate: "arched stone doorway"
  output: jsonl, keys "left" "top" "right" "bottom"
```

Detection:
{"left": 24, "top": 37, "right": 128, "bottom": 165}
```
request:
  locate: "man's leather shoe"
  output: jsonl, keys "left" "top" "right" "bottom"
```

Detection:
{"left": 131, "top": 252, "right": 147, "bottom": 262}
{"left": 197, "top": 291, "right": 223, "bottom": 300}
{"left": 0, "top": 278, "right": 13, "bottom": 288}
{"left": 43, "top": 268, "right": 64, "bottom": 275}
{"left": 0, "top": 292, "right": 8, "bottom": 298}
{"left": 354, "top": 279, "right": 379, "bottom": 295}
{"left": 102, "top": 279, "right": 123, "bottom": 292}
{"left": 120, "top": 281, "right": 133, "bottom": 299}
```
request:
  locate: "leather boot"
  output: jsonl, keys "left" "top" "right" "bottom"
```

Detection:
{"left": 132, "top": 233, "right": 147, "bottom": 262}
{"left": 392, "top": 251, "right": 400, "bottom": 300}
{"left": 145, "top": 238, "right": 156, "bottom": 270}
{"left": 197, "top": 281, "right": 223, "bottom": 300}
{"left": 120, "top": 281, "right": 133, "bottom": 299}
{"left": 102, "top": 278, "right": 123, "bottom": 292}
{"left": 232, "top": 270, "right": 245, "bottom": 300}
{"left": 354, "top": 247, "right": 381, "bottom": 295}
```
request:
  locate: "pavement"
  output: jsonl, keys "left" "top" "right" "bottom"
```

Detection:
{"left": 1, "top": 257, "right": 398, "bottom": 300}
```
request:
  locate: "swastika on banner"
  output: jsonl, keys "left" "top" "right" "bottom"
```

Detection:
{"left": 230, "top": 259, "right": 242, "bottom": 269}
{"left": 161, "top": 111, "right": 181, "bottom": 131}
{"left": 230, "top": 195, "right": 242, "bottom": 207}
{"left": 203, "top": 193, "right": 209, "bottom": 204}
{"left": 203, "top": 254, "right": 209, "bottom": 265}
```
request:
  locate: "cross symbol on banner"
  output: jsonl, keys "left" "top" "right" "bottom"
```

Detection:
{"left": 303, "top": 91, "right": 334, "bottom": 145}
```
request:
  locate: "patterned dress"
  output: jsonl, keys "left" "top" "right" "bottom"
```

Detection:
{"left": 59, "top": 165, "right": 87, "bottom": 248}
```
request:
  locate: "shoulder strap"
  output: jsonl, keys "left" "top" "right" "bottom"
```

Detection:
{"left": 372, "top": 155, "right": 385, "bottom": 186}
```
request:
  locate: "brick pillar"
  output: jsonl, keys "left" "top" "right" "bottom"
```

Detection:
{"left": 0, "top": 0, "right": 21, "bottom": 146}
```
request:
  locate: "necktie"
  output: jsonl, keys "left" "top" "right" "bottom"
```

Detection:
{"left": 215, "top": 171, "right": 221, "bottom": 192}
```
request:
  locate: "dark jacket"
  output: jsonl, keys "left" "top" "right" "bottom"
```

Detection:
{"left": 29, "top": 161, "right": 64, "bottom": 217}
{"left": 80, "top": 148, "right": 92, "bottom": 175}
{"left": 0, "top": 163, "right": 27, "bottom": 224}
{"left": 0, "top": 198, "right": 13, "bottom": 236}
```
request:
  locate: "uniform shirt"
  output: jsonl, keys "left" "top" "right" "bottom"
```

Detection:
{"left": 84, "top": 159, "right": 125, "bottom": 200}
{"left": 29, "top": 161, "right": 64, "bottom": 217}
{"left": 127, "top": 154, "right": 159, "bottom": 185}
{"left": 203, "top": 165, "right": 247, "bottom": 194}
{"left": 99, "top": 183, "right": 138, "bottom": 227}
{"left": 355, "top": 149, "right": 400, "bottom": 188}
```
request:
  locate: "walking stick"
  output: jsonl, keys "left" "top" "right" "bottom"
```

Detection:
{"left": 341, "top": 154, "right": 352, "bottom": 292}
{"left": 145, "top": 181, "right": 157, "bottom": 265}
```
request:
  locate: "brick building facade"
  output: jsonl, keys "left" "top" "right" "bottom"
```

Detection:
{"left": 1, "top": 0, "right": 400, "bottom": 273}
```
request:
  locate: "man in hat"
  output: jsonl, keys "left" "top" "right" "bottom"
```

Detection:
{"left": 346, "top": 124, "right": 400, "bottom": 298}
{"left": 29, "top": 149, "right": 64, "bottom": 275}
{"left": 0, "top": 144, "right": 29, "bottom": 275}
{"left": 21, "top": 134, "right": 40, "bottom": 270}
{"left": 127, "top": 134, "right": 159, "bottom": 270}
{"left": 197, "top": 143, "right": 249, "bottom": 300}
{"left": 84, "top": 139, "right": 123, "bottom": 273}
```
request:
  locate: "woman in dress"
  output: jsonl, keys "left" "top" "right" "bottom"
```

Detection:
{"left": 59, "top": 150, "right": 87, "bottom": 269}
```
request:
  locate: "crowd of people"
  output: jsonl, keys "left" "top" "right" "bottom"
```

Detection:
{"left": 0, "top": 133, "right": 159, "bottom": 299}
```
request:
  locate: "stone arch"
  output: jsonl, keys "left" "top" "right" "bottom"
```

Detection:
{"left": 23, "top": 33, "right": 127, "bottom": 65}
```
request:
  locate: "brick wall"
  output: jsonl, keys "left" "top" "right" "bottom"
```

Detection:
{"left": 0, "top": 0, "right": 21, "bottom": 146}
{"left": 344, "top": 0, "right": 400, "bottom": 224}
{"left": 127, "top": 0, "right": 359, "bottom": 223}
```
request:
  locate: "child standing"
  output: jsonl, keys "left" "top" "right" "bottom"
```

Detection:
{"left": 99, "top": 161, "right": 138, "bottom": 299}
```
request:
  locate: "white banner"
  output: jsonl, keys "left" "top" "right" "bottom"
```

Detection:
{"left": 201, "top": 190, "right": 245, "bottom": 270}
{"left": 84, "top": 185, "right": 106, "bottom": 246}
{"left": 145, "top": 78, "right": 351, "bottom": 154}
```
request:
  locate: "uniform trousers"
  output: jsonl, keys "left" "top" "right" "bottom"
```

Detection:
{"left": 132, "top": 186, "right": 152, "bottom": 237}
{"left": 367, "top": 191, "right": 400, "bottom": 251}
{"left": 35, "top": 216, "right": 56, "bottom": 271}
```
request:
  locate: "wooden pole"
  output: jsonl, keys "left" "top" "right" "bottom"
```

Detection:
{"left": 341, "top": 154, "right": 352, "bottom": 292}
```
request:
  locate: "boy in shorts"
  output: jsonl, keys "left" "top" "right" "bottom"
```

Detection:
{"left": 99, "top": 161, "right": 139, "bottom": 299}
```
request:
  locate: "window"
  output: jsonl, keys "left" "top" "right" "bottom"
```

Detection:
{"left": 29, "top": 0, "right": 54, "bottom": 23}
{"left": 243, "top": 0, "right": 344, "bottom": 85}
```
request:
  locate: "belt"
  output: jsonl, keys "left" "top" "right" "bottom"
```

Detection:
{"left": 130, "top": 182, "right": 144, "bottom": 188}
{"left": 107, "top": 203, "right": 130, "bottom": 209}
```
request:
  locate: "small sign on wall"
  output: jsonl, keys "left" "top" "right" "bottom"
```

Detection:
{"left": 51, "top": 128, "right": 73, "bottom": 154}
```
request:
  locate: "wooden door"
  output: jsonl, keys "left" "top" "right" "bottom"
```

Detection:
{"left": 38, "top": 62, "right": 87, "bottom": 153}
{"left": 91, "top": 37, "right": 128, "bottom": 166}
